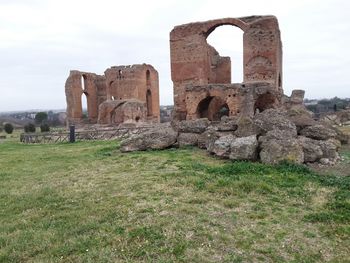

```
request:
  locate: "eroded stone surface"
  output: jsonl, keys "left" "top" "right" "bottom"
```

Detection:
{"left": 120, "top": 127, "right": 177, "bottom": 152}
{"left": 300, "top": 124, "right": 337, "bottom": 140}
{"left": 298, "top": 136, "right": 323, "bottom": 163}
{"left": 254, "top": 109, "right": 297, "bottom": 136}
{"left": 260, "top": 137, "right": 304, "bottom": 164}
{"left": 229, "top": 135, "right": 258, "bottom": 161}
{"left": 177, "top": 133, "right": 199, "bottom": 147}
{"left": 177, "top": 118, "right": 210, "bottom": 133}
{"left": 212, "top": 134, "right": 236, "bottom": 158}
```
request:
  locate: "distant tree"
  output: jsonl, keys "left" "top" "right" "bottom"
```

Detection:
{"left": 40, "top": 123, "right": 50, "bottom": 132}
{"left": 4, "top": 123, "right": 14, "bottom": 134}
{"left": 24, "top": 123, "right": 36, "bottom": 133}
{"left": 35, "top": 112, "right": 48, "bottom": 124}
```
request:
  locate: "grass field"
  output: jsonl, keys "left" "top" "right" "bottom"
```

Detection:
{"left": 0, "top": 132, "right": 349, "bottom": 262}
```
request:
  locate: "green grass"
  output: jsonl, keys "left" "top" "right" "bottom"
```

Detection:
{"left": 0, "top": 136, "right": 349, "bottom": 262}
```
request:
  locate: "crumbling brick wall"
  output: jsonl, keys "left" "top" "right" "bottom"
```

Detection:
{"left": 65, "top": 71, "right": 106, "bottom": 124}
{"left": 170, "top": 16, "right": 283, "bottom": 120}
{"left": 65, "top": 64, "right": 160, "bottom": 125}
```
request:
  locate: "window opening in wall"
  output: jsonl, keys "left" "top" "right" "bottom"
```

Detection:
{"left": 146, "top": 70, "right": 151, "bottom": 88}
{"left": 206, "top": 25, "right": 243, "bottom": 83}
{"left": 81, "top": 75, "right": 88, "bottom": 119}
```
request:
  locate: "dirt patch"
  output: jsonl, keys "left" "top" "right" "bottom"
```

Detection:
{"left": 309, "top": 144, "right": 350, "bottom": 176}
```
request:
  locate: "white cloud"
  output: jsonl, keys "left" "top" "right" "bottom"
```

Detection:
{"left": 0, "top": 0, "right": 349, "bottom": 111}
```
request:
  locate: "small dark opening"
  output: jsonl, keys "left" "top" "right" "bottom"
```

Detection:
{"left": 197, "top": 96, "right": 230, "bottom": 121}
{"left": 146, "top": 90, "right": 153, "bottom": 116}
{"left": 254, "top": 92, "right": 276, "bottom": 113}
{"left": 278, "top": 73, "right": 282, "bottom": 87}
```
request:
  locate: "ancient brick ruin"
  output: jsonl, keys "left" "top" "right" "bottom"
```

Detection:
{"left": 170, "top": 16, "right": 283, "bottom": 120}
{"left": 120, "top": 15, "right": 348, "bottom": 165}
{"left": 65, "top": 64, "right": 160, "bottom": 125}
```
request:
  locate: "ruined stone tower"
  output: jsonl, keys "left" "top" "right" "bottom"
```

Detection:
{"left": 65, "top": 64, "right": 160, "bottom": 125}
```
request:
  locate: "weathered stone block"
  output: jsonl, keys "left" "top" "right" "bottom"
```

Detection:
{"left": 229, "top": 135, "right": 258, "bottom": 161}
{"left": 120, "top": 127, "right": 177, "bottom": 152}
{"left": 259, "top": 137, "right": 304, "bottom": 164}
{"left": 177, "top": 133, "right": 199, "bottom": 147}
{"left": 177, "top": 118, "right": 210, "bottom": 133}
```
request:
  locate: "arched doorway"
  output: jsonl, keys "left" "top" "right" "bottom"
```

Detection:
{"left": 196, "top": 96, "right": 229, "bottom": 121}
{"left": 81, "top": 75, "right": 88, "bottom": 120}
{"left": 206, "top": 25, "right": 244, "bottom": 84}
{"left": 146, "top": 90, "right": 152, "bottom": 117}
{"left": 254, "top": 92, "right": 276, "bottom": 114}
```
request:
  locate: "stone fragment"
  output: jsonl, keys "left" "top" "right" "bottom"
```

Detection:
{"left": 177, "top": 118, "right": 210, "bottom": 134}
{"left": 177, "top": 133, "right": 199, "bottom": 147}
{"left": 258, "top": 129, "right": 297, "bottom": 143}
{"left": 259, "top": 137, "right": 304, "bottom": 164}
{"left": 298, "top": 136, "right": 323, "bottom": 163}
{"left": 235, "top": 116, "right": 262, "bottom": 137}
{"left": 254, "top": 109, "right": 297, "bottom": 136}
{"left": 215, "top": 118, "right": 238, "bottom": 132}
{"left": 229, "top": 135, "right": 258, "bottom": 161}
{"left": 317, "top": 140, "right": 338, "bottom": 160}
{"left": 197, "top": 129, "right": 232, "bottom": 150}
{"left": 212, "top": 134, "right": 235, "bottom": 158}
{"left": 319, "top": 158, "right": 330, "bottom": 165}
{"left": 120, "top": 127, "right": 177, "bottom": 152}
{"left": 299, "top": 124, "right": 337, "bottom": 140}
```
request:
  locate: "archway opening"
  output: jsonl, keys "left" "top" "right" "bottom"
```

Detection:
{"left": 81, "top": 75, "right": 88, "bottom": 119}
{"left": 206, "top": 25, "right": 243, "bottom": 84}
{"left": 254, "top": 92, "right": 276, "bottom": 114}
{"left": 81, "top": 92, "right": 88, "bottom": 120}
{"left": 146, "top": 90, "right": 152, "bottom": 116}
{"left": 197, "top": 96, "right": 229, "bottom": 121}
{"left": 108, "top": 81, "right": 114, "bottom": 100}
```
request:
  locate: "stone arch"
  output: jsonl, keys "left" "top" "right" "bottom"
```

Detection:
{"left": 204, "top": 20, "right": 246, "bottom": 85}
{"left": 196, "top": 96, "right": 229, "bottom": 121}
{"left": 206, "top": 24, "right": 244, "bottom": 84}
{"left": 203, "top": 18, "right": 248, "bottom": 37}
{"left": 254, "top": 92, "right": 276, "bottom": 113}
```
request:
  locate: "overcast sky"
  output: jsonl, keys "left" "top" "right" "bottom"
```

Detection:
{"left": 0, "top": 0, "right": 349, "bottom": 112}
